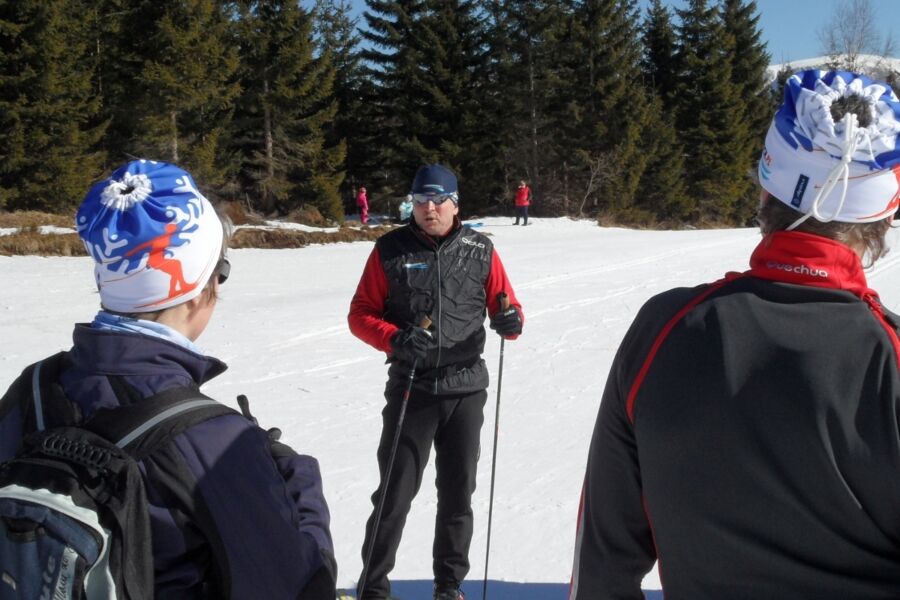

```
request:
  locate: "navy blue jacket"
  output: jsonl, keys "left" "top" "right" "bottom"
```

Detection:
{"left": 0, "top": 325, "right": 335, "bottom": 599}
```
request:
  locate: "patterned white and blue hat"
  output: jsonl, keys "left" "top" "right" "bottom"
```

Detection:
{"left": 759, "top": 70, "right": 900, "bottom": 226}
{"left": 76, "top": 160, "right": 223, "bottom": 312}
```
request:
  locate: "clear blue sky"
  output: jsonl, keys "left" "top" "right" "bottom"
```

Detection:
{"left": 345, "top": 0, "right": 898, "bottom": 65}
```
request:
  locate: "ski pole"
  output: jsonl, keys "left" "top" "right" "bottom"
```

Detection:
{"left": 359, "top": 315, "right": 432, "bottom": 600}
{"left": 483, "top": 292, "right": 510, "bottom": 600}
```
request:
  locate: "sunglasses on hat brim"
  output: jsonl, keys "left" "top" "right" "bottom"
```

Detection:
{"left": 411, "top": 192, "right": 458, "bottom": 205}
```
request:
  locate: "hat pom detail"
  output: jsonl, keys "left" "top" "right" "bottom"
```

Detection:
{"left": 100, "top": 172, "right": 153, "bottom": 210}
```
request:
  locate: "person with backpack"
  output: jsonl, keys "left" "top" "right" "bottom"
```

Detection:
{"left": 348, "top": 164, "right": 524, "bottom": 600}
{"left": 0, "top": 160, "right": 336, "bottom": 599}
{"left": 513, "top": 180, "right": 531, "bottom": 226}
{"left": 570, "top": 70, "right": 900, "bottom": 599}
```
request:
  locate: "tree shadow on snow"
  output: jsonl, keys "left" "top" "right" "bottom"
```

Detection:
{"left": 383, "top": 580, "right": 663, "bottom": 599}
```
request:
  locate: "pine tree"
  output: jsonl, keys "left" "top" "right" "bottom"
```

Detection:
{"left": 673, "top": 0, "right": 749, "bottom": 223}
{"left": 359, "top": 0, "right": 428, "bottom": 196}
{"left": 642, "top": 0, "right": 679, "bottom": 108}
{"left": 563, "top": 0, "right": 652, "bottom": 214}
{"left": 117, "top": 0, "right": 239, "bottom": 194}
{"left": 721, "top": 0, "right": 770, "bottom": 223}
{"left": 313, "top": 0, "right": 365, "bottom": 213}
{"left": 0, "top": 0, "right": 106, "bottom": 212}
{"left": 233, "top": 0, "right": 344, "bottom": 219}
{"left": 487, "top": 0, "right": 574, "bottom": 214}
{"left": 634, "top": 94, "right": 690, "bottom": 222}
{"left": 413, "top": 0, "right": 491, "bottom": 207}
{"left": 359, "top": 0, "right": 489, "bottom": 208}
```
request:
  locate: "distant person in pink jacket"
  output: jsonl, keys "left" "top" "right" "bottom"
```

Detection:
{"left": 514, "top": 180, "right": 531, "bottom": 225}
{"left": 357, "top": 186, "right": 369, "bottom": 225}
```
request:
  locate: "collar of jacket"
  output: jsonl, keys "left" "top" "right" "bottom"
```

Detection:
{"left": 410, "top": 215, "right": 463, "bottom": 248}
{"left": 69, "top": 323, "right": 227, "bottom": 385}
{"left": 744, "top": 230, "right": 875, "bottom": 298}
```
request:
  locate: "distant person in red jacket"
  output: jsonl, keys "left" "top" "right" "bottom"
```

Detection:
{"left": 513, "top": 180, "right": 531, "bottom": 225}
{"left": 357, "top": 186, "right": 369, "bottom": 225}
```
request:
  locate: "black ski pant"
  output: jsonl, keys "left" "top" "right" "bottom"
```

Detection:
{"left": 514, "top": 206, "right": 528, "bottom": 225}
{"left": 358, "top": 384, "right": 487, "bottom": 599}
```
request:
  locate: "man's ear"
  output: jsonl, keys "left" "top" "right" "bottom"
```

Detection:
{"left": 185, "top": 287, "right": 213, "bottom": 314}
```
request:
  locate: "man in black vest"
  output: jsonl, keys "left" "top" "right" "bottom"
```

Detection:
{"left": 349, "top": 164, "right": 524, "bottom": 600}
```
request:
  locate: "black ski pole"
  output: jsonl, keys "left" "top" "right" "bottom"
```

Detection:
{"left": 483, "top": 293, "right": 510, "bottom": 600}
{"left": 359, "top": 315, "right": 432, "bottom": 600}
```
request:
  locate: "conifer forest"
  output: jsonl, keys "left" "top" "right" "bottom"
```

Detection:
{"left": 2, "top": 0, "right": 890, "bottom": 226}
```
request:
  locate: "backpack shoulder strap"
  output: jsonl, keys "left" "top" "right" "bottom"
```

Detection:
{"left": 85, "top": 386, "right": 238, "bottom": 457}
{"left": 0, "top": 351, "right": 78, "bottom": 434}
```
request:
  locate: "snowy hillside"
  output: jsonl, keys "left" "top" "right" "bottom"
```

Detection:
{"left": 767, "top": 54, "right": 900, "bottom": 80}
{"left": 4, "top": 217, "right": 900, "bottom": 598}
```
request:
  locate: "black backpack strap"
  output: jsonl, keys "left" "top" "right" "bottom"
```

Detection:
{"left": 85, "top": 386, "right": 238, "bottom": 457}
{"left": 0, "top": 351, "right": 80, "bottom": 434}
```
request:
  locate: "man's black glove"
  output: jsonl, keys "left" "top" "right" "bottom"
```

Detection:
{"left": 490, "top": 306, "right": 522, "bottom": 336}
{"left": 391, "top": 324, "right": 432, "bottom": 363}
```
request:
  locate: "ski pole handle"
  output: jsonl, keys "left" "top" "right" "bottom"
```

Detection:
{"left": 498, "top": 292, "right": 510, "bottom": 311}
{"left": 237, "top": 394, "right": 257, "bottom": 424}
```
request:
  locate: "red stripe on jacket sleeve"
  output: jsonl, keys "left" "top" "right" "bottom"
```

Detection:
{"left": 485, "top": 248, "right": 524, "bottom": 340}
{"left": 348, "top": 246, "right": 398, "bottom": 354}
{"left": 625, "top": 279, "right": 734, "bottom": 423}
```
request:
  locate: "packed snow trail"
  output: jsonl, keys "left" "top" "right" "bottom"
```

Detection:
{"left": 3, "top": 219, "right": 899, "bottom": 594}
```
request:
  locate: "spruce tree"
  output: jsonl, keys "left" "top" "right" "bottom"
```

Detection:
{"left": 634, "top": 94, "right": 690, "bottom": 222}
{"left": 313, "top": 0, "right": 365, "bottom": 212}
{"left": 673, "top": 0, "right": 749, "bottom": 223}
{"left": 488, "top": 0, "right": 573, "bottom": 213}
{"left": 563, "top": 0, "right": 651, "bottom": 214}
{"left": 233, "top": 0, "right": 344, "bottom": 219}
{"left": 414, "top": 0, "right": 491, "bottom": 207}
{"left": 359, "top": 0, "right": 489, "bottom": 209}
{"left": 117, "top": 0, "right": 239, "bottom": 194}
{"left": 359, "top": 0, "right": 428, "bottom": 196}
{"left": 0, "top": 0, "right": 106, "bottom": 212}
{"left": 721, "top": 0, "right": 770, "bottom": 223}
{"left": 642, "top": 0, "right": 679, "bottom": 108}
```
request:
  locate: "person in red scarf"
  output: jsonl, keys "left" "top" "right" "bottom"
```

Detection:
{"left": 570, "top": 69, "right": 900, "bottom": 599}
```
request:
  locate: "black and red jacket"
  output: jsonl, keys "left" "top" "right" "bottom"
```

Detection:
{"left": 349, "top": 218, "right": 522, "bottom": 395}
{"left": 571, "top": 231, "right": 900, "bottom": 600}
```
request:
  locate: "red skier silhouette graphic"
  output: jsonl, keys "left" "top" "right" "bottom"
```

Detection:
{"left": 125, "top": 222, "right": 199, "bottom": 306}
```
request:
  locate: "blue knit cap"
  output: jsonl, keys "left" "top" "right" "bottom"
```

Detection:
{"left": 411, "top": 164, "right": 459, "bottom": 203}
{"left": 76, "top": 160, "right": 223, "bottom": 312}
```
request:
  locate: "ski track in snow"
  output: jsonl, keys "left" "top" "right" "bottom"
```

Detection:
{"left": 4, "top": 219, "right": 900, "bottom": 596}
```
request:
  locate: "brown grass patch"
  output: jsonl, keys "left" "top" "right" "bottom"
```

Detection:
{"left": 231, "top": 225, "right": 392, "bottom": 249}
{"left": 0, "top": 232, "right": 86, "bottom": 256}
{"left": 219, "top": 201, "right": 267, "bottom": 226}
{"left": 0, "top": 211, "right": 74, "bottom": 229}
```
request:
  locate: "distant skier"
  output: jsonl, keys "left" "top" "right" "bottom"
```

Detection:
{"left": 570, "top": 69, "right": 900, "bottom": 599}
{"left": 348, "top": 164, "right": 524, "bottom": 600}
{"left": 513, "top": 180, "right": 531, "bottom": 225}
{"left": 357, "top": 186, "right": 370, "bottom": 225}
{"left": 398, "top": 194, "right": 413, "bottom": 224}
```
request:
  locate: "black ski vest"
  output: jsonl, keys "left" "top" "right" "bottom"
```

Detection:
{"left": 377, "top": 223, "right": 493, "bottom": 394}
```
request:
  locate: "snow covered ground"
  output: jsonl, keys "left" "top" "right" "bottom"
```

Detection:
{"left": 4, "top": 216, "right": 900, "bottom": 598}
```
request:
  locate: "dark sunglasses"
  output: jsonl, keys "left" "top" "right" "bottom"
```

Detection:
{"left": 411, "top": 192, "right": 458, "bottom": 206}
{"left": 216, "top": 258, "right": 231, "bottom": 285}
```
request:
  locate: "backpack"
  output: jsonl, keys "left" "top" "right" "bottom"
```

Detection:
{"left": 0, "top": 352, "right": 235, "bottom": 600}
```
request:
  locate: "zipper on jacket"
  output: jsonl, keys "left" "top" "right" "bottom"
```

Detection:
{"left": 434, "top": 247, "right": 443, "bottom": 394}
